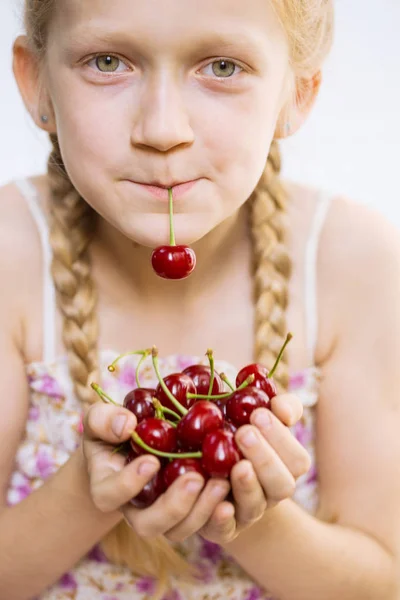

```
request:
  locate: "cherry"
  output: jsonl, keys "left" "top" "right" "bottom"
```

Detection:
{"left": 177, "top": 401, "right": 224, "bottom": 450}
{"left": 163, "top": 458, "right": 208, "bottom": 488}
{"left": 235, "top": 333, "right": 292, "bottom": 398}
{"left": 152, "top": 188, "right": 196, "bottom": 280}
{"left": 130, "top": 418, "right": 178, "bottom": 456}
{"left": 236, "top": 363, "right": 277, "bottom": 399}
{"left": 183, "top": 365, "right": 224, "bottom": 396}
{"left": 212, "top": 395, "right": 229, "bottom": 417}
{"left": 201, "top": 430, "right": 242, "bottom": 478}
{"left": 226, "top": 387, "right": 270, "bottom": 427}
{"left": 222, "top": 420, "right": 238, "bottom": 435}
{"left": 130, "top": 470, "right": 166, "bottom": 508}
{"left": 155, "top": 373, "right": 197, "bottom": 413}
{"left": 123, "top": 388, "right": 156, "bottom": 422}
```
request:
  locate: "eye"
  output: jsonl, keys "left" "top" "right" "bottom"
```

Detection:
{"left": 88, "top": 55, "right": 129, "bottom": 73}
{"left": 202, "top": 59, "right": 242, "bottom": 79}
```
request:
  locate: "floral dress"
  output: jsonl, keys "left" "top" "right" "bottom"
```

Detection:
{"left": 7, "top": 351, "right": 321, "bottom": 600}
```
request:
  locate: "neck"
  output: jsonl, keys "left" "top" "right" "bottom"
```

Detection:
{"left": 93, "top": 204, "right": 251, "bottom": 303}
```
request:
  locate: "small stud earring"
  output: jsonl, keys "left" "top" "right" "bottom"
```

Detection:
{"left": 40, "top": 115, "right": 49, "bottom": 124}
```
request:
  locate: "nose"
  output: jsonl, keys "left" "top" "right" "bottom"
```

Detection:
{"left": 131, "top": 71, "right": 194, "bottom": 152}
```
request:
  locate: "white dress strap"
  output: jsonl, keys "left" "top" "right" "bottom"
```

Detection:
{"left": 15, "top": 178, "right": 57, "bottom": 364}
{"left": 304, "top": 190, "right": 332, "bottom": 365}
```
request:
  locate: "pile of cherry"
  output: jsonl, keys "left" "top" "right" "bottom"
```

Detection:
{"left": 92, "top": 334, "right": 291, "bottom": 508}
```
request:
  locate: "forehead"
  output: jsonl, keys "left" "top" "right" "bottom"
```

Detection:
{"left": 50, "top": 0, "right": 287, "bottom": 54}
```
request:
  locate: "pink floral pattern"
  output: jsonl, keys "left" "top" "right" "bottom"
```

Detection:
{"left": 7, "top": 351, "right": 320, "bottom": 599}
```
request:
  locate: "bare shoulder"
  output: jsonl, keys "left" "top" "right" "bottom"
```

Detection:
{"left": 0, "top": 179, "right": 44, "bottom": 347}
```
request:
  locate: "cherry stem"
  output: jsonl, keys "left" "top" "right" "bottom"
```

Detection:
{"left": 187, "top": 374, "right": 255, "bottom": 400}
{"left": 152, "top": 398, "right": 181, "bottom": 421}
{"left": 206, "top": 349, "right": 215, "bottom": 397}
{"left": 111, "top": 444, "right": 125, "bottom": 456}
{"left": 168, "top": 188, "right": 176, "bottom": 246}
{"left": 131, "top": 431, "right": 202, "bottom": 459}
{"left": 268, "top": 333, "right": 293, "bottom": 378}
{"left": 151, "top": 347, "right": 188, "bottom": 416}
{"left": 220, "top": 373, "right": 235, "bottom": 392}
{"left": 91, "top": 383, "right": 119, "bottom": 406}
{"left": 108, "top": 349, "right": 152, "bottom": 390}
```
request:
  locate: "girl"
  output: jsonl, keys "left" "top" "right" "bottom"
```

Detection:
{"left": 1, "top": 0, "right": 400, "bottom": 598}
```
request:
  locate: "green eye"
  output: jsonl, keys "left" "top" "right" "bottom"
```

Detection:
{"left": 212, "top": 60, "right": 236, "bottom": 78}
{"left": 95, "top": 55, "right": 121, "bottom": 73}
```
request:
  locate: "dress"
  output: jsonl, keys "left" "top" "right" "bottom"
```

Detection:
{"left": 7, "top": 179, "right": 332, "bottom": 600}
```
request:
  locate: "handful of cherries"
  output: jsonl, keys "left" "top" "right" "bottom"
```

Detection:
{"left": 91, "top": 334, "right": 292, "bottom": 508}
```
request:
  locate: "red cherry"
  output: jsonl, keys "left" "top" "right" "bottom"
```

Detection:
{"left": 123, "top": 388, "right": 156, "bottom": 422}
{"left": 201, "top": 430, "right": 242, "bottom": 478}
{"left": 130, "top": 418, "right": 178, "bottom": 455}
{"left": 212, "top": 395, "right": 229, "bottom": 417}
{"left": 182, "top": 365, "right": 225, "bottom": 396}
{"left": 226, "top": 387, "right": 270, "bottom": 427}
{"left": 236, "top": 363, "right": 277, "bottom": 399}
{"left": 152, "top": 245, "right": 196, "bottom": 280}
{"left": 155, "top": 373, "right": 197, "bottom": 412}
{"left": 163, "top": 458, "right": 208, "bottom": 488}
{"left": 176, "top": 401, "right": 224, "bottom": 450}
{"left": 129, "top": 469, "right": 166, "bottom": 508}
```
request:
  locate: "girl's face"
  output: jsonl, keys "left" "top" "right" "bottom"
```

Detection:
{"left": 44, "top": 0, "right": 291, "bottom": 247}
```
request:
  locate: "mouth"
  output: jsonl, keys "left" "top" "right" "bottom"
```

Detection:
{"left": 128, "top": 179, "right": 200, "bottom": 200}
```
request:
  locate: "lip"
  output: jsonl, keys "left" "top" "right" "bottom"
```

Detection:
{"left": 130, "top": 179, "right": 199, "bottom": 200}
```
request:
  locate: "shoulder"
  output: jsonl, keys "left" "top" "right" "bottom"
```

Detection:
{"left": 0, "top": 179, "right": 45, "bottom": 348}
{"left": 319, "top": 193, "right": 400, "bottom": 360}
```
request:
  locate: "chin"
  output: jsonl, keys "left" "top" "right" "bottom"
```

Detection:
{"left": 116, "top": 212, "right": 217, "bottom": 249}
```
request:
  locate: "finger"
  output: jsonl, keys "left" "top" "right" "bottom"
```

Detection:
{"left": 270, "top": 393, "right": 303, "bottom": 427}
{"left": 164, "top": 479, "right": 230, "bottom": 542}
{"left": 229, "top": 460, "right": 267, "bottom": 526}
{"left": 251, "top": 408, "right": 311, "bottom": 479}
{"left": 90, "top": 453, "right": 161, "bottom": 513}
{"left": 124, "top": 473, "right": 206, "bottom": 538}
{"left": 83, "top": 402, "right": 137, "bottom": 451}
{"left": 199, "top": 501, "right": 236, "bottom": 543}
{"left": 235, "top": 425, "right": 296, "bottom": 504}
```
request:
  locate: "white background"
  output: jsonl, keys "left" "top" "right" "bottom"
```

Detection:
{"left": 1, "top": 0, "right": 399, "bottom": 226}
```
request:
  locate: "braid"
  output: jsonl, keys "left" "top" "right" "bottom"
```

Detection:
{"left": 250, "top": 140, "right": 292, "bottom": 392}
{"left": 47, "top": 134, "right": 98, "bottom": 404}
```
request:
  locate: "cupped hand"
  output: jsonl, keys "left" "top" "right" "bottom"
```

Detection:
{"left": 197, "top": 393, "right": 311, "bottom": 545}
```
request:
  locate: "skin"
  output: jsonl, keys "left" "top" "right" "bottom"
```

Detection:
{"left": 0, "top": 0, "right": 399, "bottom": 597}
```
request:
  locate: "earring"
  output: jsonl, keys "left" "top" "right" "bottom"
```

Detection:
{"left": 40, "top": 115, "right": 49, "bottom": 124}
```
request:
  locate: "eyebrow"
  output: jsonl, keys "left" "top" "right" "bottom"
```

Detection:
{"left": 62, "top": 24, "right": 269, "bottom": 64}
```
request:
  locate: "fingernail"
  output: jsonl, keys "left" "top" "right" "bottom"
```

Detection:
{"left": 240, "top": 429, "right": 258, "bottom": 448}
{"left": 186, "top": 480, "right": 203, "bottom": 493}
{"left": 253, "top": 410, "right": 272, "bottom": 430}
{"left": 212, "top": 484, "right": 228, "bottom": 497}
{"left": 138, "top": 461, "right": 158, "bottom": 476}
{"left": 112, "top": 415, "right": 128, "bottom": 438}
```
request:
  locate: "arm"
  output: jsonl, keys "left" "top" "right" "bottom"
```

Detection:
{"left": 223, "top": 201, "right": 400, "bottom": 599}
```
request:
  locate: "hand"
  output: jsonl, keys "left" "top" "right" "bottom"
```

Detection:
{"left": 197, "top": 393, "right": 310, "bottom": 545}
{"left": 82, "top": 402, "right": 229, "bottom": 538}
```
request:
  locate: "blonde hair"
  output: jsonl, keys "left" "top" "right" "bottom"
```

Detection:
{"left": 25, "top": 0, "right": 334, "bottom": 596}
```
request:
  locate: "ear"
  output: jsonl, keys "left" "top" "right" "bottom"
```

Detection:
{"left": 274, "top": 71, "right": 322, "bottom": 139}
{"left": 12, "top": 35, "right": 56, "bottom": 133}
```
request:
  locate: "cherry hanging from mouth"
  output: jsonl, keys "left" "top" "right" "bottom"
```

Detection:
{"left": 151, "top": 188, "right": 196, "bottom": 279}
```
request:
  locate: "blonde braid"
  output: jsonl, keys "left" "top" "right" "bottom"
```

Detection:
{"left": 47, "top": 134, "right": 99, "bottom": 405}
{"left": 250, "top": 140, "right": 291, "bottom": 392}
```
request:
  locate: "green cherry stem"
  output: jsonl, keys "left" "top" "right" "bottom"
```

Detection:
{"left": 152, "top": 398, "right": 181, "bottom": 421}
{"left": 91, "top": 383, "right": 119, "bottom": 406}
{"left": 151, "top": 347, "right": 188, "bottom": 416}
{"left": 187, "top": 374, "right": 255, "bottom": 400}
{"left": 206, "top": 349, "right": 215, "bottom": 397}
{"left": 268, "top": 332, "right": 293, "bottom": 378}
{"left": 168, "top": 188, "right": 176, "bottom": 246}
{"left": 131, "top": 431, "right": 201, "bottom": 459}
{"left": 111, "top": 444, "right": 125, "bottom": 456}
{"left": 107, "top": 349, "right": 152, "bottom": 387}
{"left": 220, "top": 372, "right": 235, "bottom": 392}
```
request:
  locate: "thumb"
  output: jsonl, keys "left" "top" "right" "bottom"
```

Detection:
{"left": 83, "top": 402, "right": 137, "bottom": 445}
